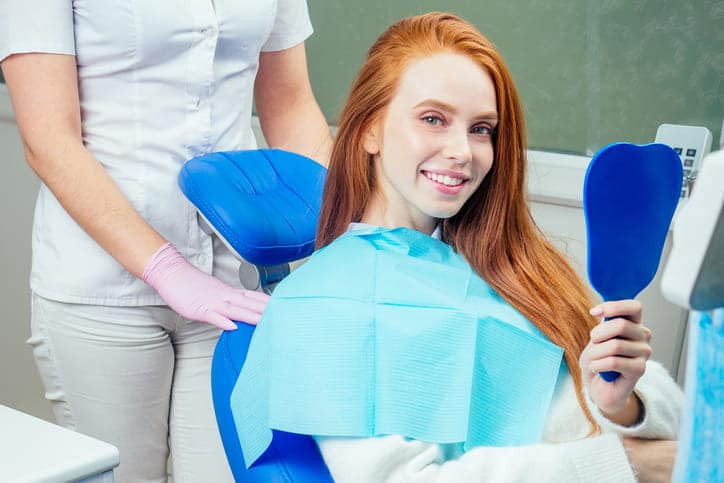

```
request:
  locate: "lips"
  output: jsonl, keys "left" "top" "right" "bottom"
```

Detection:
{"left": 422, "top": 170, "right": 469, "bottom": 186}
{"left": 421, "top": 169, "right": 469, "bottom": 194}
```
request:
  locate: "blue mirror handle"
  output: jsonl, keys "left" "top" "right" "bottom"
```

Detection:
{"left": 599, "top": 371, "right": 620, "bottom": 382}
{"left": 599, "top": 317, "right": 621, "bottom": 382}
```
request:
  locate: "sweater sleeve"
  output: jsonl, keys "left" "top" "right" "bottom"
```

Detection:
{"left": 587, "top": 360, "right": 684, "bottom": 439}
{"left": 315, "top": 433, "right": 635, "bottom": 483}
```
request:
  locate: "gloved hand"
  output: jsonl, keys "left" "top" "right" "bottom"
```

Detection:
{"left": 142, "top": 243, "right": 270, "bottom": 330}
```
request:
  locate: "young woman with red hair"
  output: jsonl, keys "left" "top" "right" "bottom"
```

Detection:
{"left": 234, "top": 12, "right": 682, "bottom": 482}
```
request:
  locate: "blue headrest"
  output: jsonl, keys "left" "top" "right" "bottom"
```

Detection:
{"left": 178, "top": 149, "right": 326, "bottom": 266}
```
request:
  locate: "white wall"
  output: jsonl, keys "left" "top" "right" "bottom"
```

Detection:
{"left": 0, "top": 84, "right": 52, "bottom": 420}
{"left": 0, "top": 85, "right": 686, "bottom": 423}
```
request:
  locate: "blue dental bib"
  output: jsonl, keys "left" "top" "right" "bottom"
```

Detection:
{"left": 231, "top": 227, "right": 563, "bottom": 468}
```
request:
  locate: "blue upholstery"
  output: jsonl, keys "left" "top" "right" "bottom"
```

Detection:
{"left": 179, "top": 149, "right": 326, "bottom": 266}
{"left": 178, "top": 149, "right": 333, "bottom": 482}
{"left": 212, "top": 324, "right": 334, "bottom": 482}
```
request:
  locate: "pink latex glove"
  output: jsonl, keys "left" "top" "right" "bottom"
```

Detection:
{"left": 142, "top": 243, "right": 270, "bottom": 330}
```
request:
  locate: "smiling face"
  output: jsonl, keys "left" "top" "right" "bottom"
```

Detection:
{"left": 361, "top": 51, "right": 498, "bottom": 234}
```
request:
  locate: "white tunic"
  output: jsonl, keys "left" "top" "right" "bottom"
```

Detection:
{"left": 0, "top": 0, "right": 312, "bottom": 304}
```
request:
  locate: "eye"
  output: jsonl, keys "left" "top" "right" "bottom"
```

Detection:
{"left": 470, "top": 124, "right": 496, "bottom": 136}
{"left": 421, "top": 114, "right": 445, "bottom": 126}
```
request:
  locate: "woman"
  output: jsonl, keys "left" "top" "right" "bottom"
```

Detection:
{"left": 231, "top": 12, "right": 681, "bottom": 482}
{"left": 0, "top": 0, "right": 331, "bottom": 481}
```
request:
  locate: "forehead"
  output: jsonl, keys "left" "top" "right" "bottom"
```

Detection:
{"left": 391, "top": 51, "right": 497, "bottom": 112}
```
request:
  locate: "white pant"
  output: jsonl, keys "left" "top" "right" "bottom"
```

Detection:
{"left": 28, "top": 294, "right": 234, "bottom": 483}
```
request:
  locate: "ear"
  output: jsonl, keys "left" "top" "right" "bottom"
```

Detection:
{"left": 362, "top": 121, "right": 381, "bottom": 156}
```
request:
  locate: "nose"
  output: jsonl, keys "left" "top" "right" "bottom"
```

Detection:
{"left": 441, "top": 127, "right": 472, "bottom": 164}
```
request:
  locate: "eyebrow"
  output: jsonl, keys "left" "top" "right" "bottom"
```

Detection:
{"left": 413, "top": 99, "right": 498, "bottom": 122}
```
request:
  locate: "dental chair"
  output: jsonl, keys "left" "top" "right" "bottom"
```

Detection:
{"left": 179, "top": 147, "right": 723, "bottom": 482}
{"left": 178, "top": 149, "right": 333, "bottom": 482}
{"left": 661, "top": 149, "right": 724, "bottom": 482}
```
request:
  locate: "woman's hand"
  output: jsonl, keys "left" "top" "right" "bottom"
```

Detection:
{"left": 579, "top": 299, "right": 652, "bottom": 425}
{"left": 143, "top": 243, "right": 270, "bottom": 330}
{"left": 622, "top": 438, "right": 677, "bottom": 483}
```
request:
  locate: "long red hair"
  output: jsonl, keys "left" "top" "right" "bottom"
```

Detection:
{"left": 317, "top": 12, "right": 600, "bottom": 433}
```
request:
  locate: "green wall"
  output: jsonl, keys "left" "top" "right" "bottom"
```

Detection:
{"left": 3, "top": 2, "right": 721, "bottom": 155}
{"left": 305, "top": 0, "right": 723, "bottom": 155}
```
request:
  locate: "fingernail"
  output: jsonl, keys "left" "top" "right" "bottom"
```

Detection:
{"left": 590, "top": 306, "right": 603, "bottom": 316}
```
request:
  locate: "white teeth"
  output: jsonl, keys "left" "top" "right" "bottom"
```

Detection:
{"left": 425, "top": 172, "right": 464, "bottom": 186}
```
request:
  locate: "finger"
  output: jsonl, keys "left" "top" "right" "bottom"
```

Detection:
{"left": 225, "top": 291, "right": 269, "bottom": 315}
{"left": 579, "top": 351, "right": 597, "bottom": 383}
{"left": 589, "top": 318, "right": 652, "bottom": 344}
{"left": 590, "top": 299, "right": 643, "bottom": 323}
{"left": 585, "top": 337, "right": 653, "bottom": 361}
{"left": 205, "top": 312, "right": 238, "bottom": 331}
{"left": 240, "top": 289, "right": 272, "bottom": 303}
{"left": 220, "top": 305, "right": 263, "bottom": 325}
{"left": 588, "top": 356, "right": 647, "bottom": 379}
{"left": 579, "top": 341, "right": 596, "bottom": 369}
{"left": 225, "top": 288, "right": 270, "bottom": 306}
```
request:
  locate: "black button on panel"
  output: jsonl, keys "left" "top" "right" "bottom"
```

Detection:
{"left": 684, "top": 158, "right": 694, "bottom": 167}
{"left": 686, "top": 148, "right": 697, "bottom": 157}
{"left": 674, "top": 147, "right": 683, "bottom": 155}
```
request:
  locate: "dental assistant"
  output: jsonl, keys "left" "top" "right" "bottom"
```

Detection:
{"left": 0, "top": 0, "right": 331, "bottom": 481}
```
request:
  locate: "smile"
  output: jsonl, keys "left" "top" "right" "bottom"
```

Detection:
{"left": 422, "top": 170, "right": 468, "bottom": 187}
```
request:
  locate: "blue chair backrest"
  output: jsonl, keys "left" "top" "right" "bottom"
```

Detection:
{"left": 213, "top": 324, "right": 334, "bottom": 482}
{"left": 178, "top": 149, "right": 325, "bottom": 265}
{"left": 178, "top": 149, "right": 333, "bottom": 482}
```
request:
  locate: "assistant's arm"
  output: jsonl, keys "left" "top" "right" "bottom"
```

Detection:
{"left": 1, "top": 54, "right": 268, "bottom": 328}
{"left": 254, "top": 43, "right": 332, "bottom": 167}
{"left": 2, "top": 53, "right": 165, "bottom": 277}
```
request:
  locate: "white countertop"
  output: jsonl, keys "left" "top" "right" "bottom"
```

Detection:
{"left": 0, "top": 405, "right": 119, "bottom": 482}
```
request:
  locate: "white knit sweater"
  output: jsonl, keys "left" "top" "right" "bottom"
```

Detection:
{"left": 315, "top": 360, "right": 683, "bottom": 483}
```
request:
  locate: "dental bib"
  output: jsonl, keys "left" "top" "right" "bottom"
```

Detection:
{"left": 231, "top": 226, "right": 563, "bottom": 468}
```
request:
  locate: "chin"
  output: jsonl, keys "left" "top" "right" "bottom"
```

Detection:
{"left": 428, "top": 207, "right": 463, "bottom": 220}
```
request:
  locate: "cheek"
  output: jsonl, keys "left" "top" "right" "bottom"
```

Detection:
{"left": 386, "top": 121, "right": 431, "bottom": 156}
{"left": 474, "top": 144, "right": 495, "bottom": 176}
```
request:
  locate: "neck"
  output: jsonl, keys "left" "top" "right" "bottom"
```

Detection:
{"left": 361, "top": 194, "right": 437, "bottom": 235}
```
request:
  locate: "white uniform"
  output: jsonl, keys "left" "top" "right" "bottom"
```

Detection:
{"left": 1, "top": 1, "right": 313, "bottom": 481}
{"left": 1, "top": 0, "right": 312, "bottom": 305}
